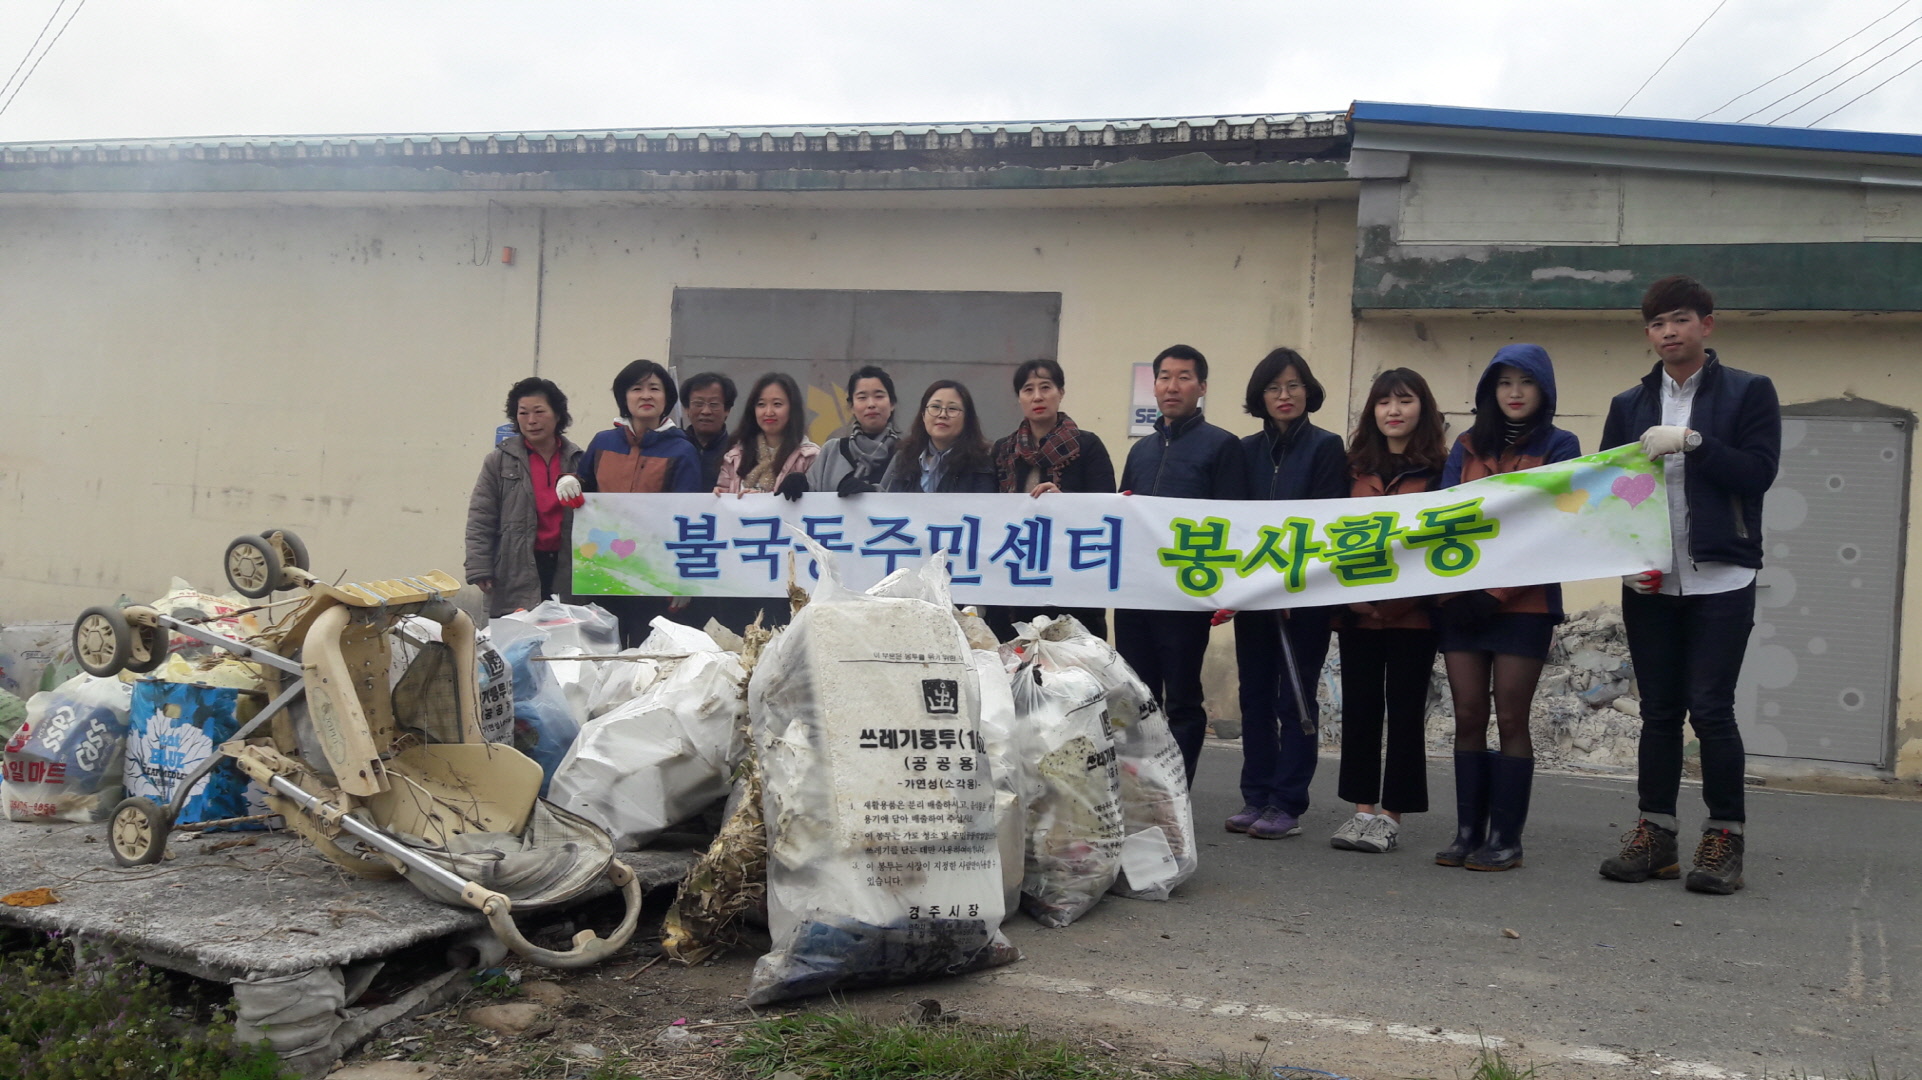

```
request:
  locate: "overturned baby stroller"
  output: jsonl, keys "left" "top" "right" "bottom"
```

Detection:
{"left": 71, "top": 530, "right": 641, "bottom": 969}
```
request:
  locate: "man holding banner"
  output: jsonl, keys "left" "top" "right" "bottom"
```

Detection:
{"left": 1114, "top": 345, "right": 1247, "bottom": 783}
{"left": 1600, "top": 276, "right": 1781, "bottom": 896}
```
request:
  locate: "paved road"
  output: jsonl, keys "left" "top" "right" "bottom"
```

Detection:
{"left": 941, "top": 742, "right": 1919, "bottom": 1078}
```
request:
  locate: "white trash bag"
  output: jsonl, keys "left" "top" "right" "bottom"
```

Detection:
{"left": 4, "top": 674, "right": 132, "bottom": 823}
{"left": 1017, "top": 616, "right": 1197, "bottom": 901}
{"left": 970, "top": 650, "right": 1031, "bottom": 922}
{"left": 745, "top": 542, "right": 1018, "bottom": 1005}
{"left": 1010, "top": 659, "right": 1123, "bottom": 927}
{"left": 587, "top": 617, "right": 729, "bottom": 720}
{"left": 549, "top": 623, "right": 746, "bottom": 850}
{"left": 491, "top": 599, "right": 621, "bottom": 725}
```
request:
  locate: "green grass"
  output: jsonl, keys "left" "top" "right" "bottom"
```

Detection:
{"left": 1457, "top": 1038, "right": 1539, "bottom": 1080}
{"left": 0, "top": 938, "right": 290, "bottom": 1080}
{"left": 729, "top": 1012, "right": 1304, "bottom": 1080}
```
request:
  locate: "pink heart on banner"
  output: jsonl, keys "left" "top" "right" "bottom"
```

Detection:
{"left": 610, "top": 538, "right": 637, "bottom": 558}
{"left": 1611, "top": 473, "right": 1656, "bottom": 508}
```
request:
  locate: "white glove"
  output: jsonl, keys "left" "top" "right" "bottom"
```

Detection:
{"left": 556, "top": 474, "right": 584, "bottom": 508}
{"left": 1623, "top": 570, "right": 1664, "bottom": 595}
{"left": 1640, "top": 426, "right": 1690, "bottom": 458}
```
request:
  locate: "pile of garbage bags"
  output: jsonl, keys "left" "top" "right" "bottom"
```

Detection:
{"left": 3, "top": 555, "right": 1199, "bottom": 1006}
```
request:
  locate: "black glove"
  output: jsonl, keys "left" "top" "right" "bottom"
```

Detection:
{"left": 836, "top": 471, "right": 878, "bottom": 497}
{"left": 1437, "top": 591, "right": 1501, "bottom": 635}
{"left": 777, "top": 474, "right": 808, "bottom": 502}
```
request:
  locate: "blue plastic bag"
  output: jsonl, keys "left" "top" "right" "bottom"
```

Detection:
{"left": 498, "top": 635, "right": 581, "bottom": 795}
{"left": 124, "top": 679, "right": 268, "bottom": 826}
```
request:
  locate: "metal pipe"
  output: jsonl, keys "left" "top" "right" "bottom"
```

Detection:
{"left": 264, "top": 774, "right": 473, "bottom": 897}
{"left": 154, "top": 614, "right": 303, "bottom": 676}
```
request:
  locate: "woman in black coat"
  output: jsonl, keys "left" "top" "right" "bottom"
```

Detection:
{"left": 984, "top": 359, "right": 1116, "bottom": 641}
{"left": 879, "top": 380, "right": 998, "bottom": 494}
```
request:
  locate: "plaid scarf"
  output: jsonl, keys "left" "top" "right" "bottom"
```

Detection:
{"left": 995, "top": 413, "right": 1082, "bottom": 493}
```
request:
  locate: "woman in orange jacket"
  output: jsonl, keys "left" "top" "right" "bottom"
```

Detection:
{"left": 1330, "top": 368, "right": 1449, "bottom": 855}
{"left": 1434, "top": 345, "right": 1581, "bottom": 872}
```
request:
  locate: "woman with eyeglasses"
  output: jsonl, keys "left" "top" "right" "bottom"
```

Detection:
{"left": 879, "top": 380, "right": 997, "bottom": 494}
{"left": 1222, "top": 348, "right": 1348, "bottom": 842}
{"left": 983, "top": 358, "right": 1115, "bottom": 641}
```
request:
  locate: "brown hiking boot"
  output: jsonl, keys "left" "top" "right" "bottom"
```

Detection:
{"left": 1598, "top": 819, "right": 1680, "bottom": 882}
{"left": 1686, "top": 829, "right": 1746, "bottom": 894}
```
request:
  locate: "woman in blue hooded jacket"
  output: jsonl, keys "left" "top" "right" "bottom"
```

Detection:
{"left": 1223, "top": 348, "right": 1350, "bottom": 841}
{"left": 1434, "top": 344, "right": 1581, "bottom": 872}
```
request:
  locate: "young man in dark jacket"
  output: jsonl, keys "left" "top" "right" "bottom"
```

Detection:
{"left": 1599, "top": 276, "right": 1780, "bottom": 895}
{"left": 1116, "top": 344, "right": 1248, "bottom": 783}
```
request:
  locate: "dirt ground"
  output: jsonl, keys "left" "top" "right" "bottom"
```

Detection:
{"left": 327, "top": 891, "right": 1708, "bottom": 1080}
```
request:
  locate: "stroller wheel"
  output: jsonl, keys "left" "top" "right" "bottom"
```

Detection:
{"left": 260, "top": 527, "right": 310, "bottom": 572}
{"left": 73, "top": 606, "right": 132, "bottom": 677}
{"left": 109, "top": 797, "right": 171, "bottom": 866}
{"left": 224, "top": 534, "right": 284, "bottom": 599}
{"left": 121, "top": 606, "right": 170, "bottom": 675}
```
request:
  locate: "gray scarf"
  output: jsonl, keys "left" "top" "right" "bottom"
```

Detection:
{"left": 842, "top": 422, "right": 900, "bottom": 481}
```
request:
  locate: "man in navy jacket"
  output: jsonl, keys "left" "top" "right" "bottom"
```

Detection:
{"left": 1599, "top": 276, "right": 1780, "bottom": 896}
{"left": 1117, "top": 344, "right": 1248, "bottom": 782}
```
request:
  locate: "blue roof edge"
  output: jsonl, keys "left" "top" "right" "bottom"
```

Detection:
{"left": 1350, "top": 101, "right": 1922, "bottom": 160}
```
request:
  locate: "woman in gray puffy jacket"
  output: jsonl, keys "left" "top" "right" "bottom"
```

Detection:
{"left": 465, "top": 377, "right": 584, "bottom": 617}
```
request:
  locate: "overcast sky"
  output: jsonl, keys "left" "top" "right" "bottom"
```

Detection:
{"left": 1, "top": 0, "right": 1919, "bottom": 143}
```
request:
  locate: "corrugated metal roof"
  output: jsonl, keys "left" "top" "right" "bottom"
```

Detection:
{"left": 0, "top": 112, "right": 1346, "bottom": 165}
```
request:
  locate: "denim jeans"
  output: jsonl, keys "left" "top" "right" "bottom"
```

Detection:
{"left": 1622, "top": 582, "right": 1755, "bottom": 826}
{"left": 1233, "top": 607, "right": 1333, "bottom": 815}
{"left": 1115, "top": 609, "right": 1215, "bottom": 784}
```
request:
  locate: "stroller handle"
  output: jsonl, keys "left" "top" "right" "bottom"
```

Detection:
{"left": 465, "top": 861, "right": 645, "bottom": 969}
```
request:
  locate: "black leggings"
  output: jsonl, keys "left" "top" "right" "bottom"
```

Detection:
{"left": 1337, "top": 628, "right": 1439, "bottom": 813}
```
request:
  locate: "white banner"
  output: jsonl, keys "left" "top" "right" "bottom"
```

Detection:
{"left": 570, "top": 444, "right": 1670, "bottom": 610}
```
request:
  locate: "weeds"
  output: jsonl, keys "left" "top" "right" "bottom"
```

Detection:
{"left": 0, "top": 938, "right": 289, "bottom": 1080}
{"left": 1460, "top": 1038, "right": 1539, "bottom": 1080}
{"left": 731, "top": 1012, "right": 1339, "bottom": 1080}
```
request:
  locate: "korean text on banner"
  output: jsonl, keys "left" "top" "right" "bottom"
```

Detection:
{"left": 571, "top": 444, "right": 1669, "bottom": 610}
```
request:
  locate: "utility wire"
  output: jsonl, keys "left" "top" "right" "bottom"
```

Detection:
{"left": 1696, "top": 0, "right": 1909, "bottom": 119}
{"left": 0, "top": 0, "right": 87, "bottom": 120}
{"left": 1809, "top": 50, "right": 1922, "bottom": 124}
{"left": 0, "top": 0, "right": 70, "bottom": 105}
{"left": 1771, "top": 32, "right": 1922, "bottom": 123}
{"left": 1737, "top": 12, "right": 1922, "bottom": 121}
{"left": 1617, "top": 0, "right": 1731, "bottom": 115}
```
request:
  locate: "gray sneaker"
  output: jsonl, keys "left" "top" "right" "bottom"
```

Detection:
{"left": 1330, "top": 813, "right": 1373, "bottom": 850}
{"left": 1353, "top": 814, "right": 1401, "bottom": 853}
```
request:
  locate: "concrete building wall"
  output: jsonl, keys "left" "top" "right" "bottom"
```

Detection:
{"left": 0, "top": 191, "right": 1356, "bottom": 622}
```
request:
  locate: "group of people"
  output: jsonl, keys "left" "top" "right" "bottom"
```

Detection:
{"left": 465, "top": 274, "right": 1780, "bottom": 898}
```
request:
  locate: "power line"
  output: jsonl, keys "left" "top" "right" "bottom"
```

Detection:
{"left": 1772, "top": 32, "right": 1922, "bottom": 123}
{"left": 1737, "top": 11, "right": 1922, "bottom": 122}
{"left": 1617, "top": 0, "right": 1731, "bottom": 115}
{"left": 0, "top": 0, "right": 87, "bottom": 121}
{"left": 1696, "top": 0, "right": 1909, "bottom": 119}
{"left": 0, "top": 0, "right": 71, "bottom": 106}
{"left": 1809, "top": 50, "right": 1922, "bottom": 124}
{"left": 1776, "top": 31, "right": 1922, "bottom": 121}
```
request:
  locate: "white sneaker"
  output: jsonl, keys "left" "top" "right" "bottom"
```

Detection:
{"left": 1330, "top": 812, "right": 1374, "bottom": 850}
{"left": 1353, "top": 814, "right": 1401, "bottom": 853}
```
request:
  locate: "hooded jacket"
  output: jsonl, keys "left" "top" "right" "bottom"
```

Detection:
{"left": 1120, "top": 411, "right": 1247, "bottom": 501}
{"left": 465, "top": 434, "right": 585, "bottom": 616}
{"left": 1441, "top": 344, "right": 1582, "bottom": 617}
{"left": 573, "top": 420, "right": 705, "bottom": 495}
{"left": 1600, "top": 349, "right": 1779, "bottom": 570}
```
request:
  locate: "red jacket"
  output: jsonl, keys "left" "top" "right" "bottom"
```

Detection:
{"left": 1345, "top": 468, "right": 1438, "bottom": 631}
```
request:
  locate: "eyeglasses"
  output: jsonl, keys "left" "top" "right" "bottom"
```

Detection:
{"left": 924, "top": 404, "right": 965, "bottom": 418}
{"left": 1263, "top": 382, "right": 1307, "bottom": 397}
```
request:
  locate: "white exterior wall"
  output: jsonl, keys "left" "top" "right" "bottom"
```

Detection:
{"left": 0, "top": 191, "right": 1355, "bottom": 621}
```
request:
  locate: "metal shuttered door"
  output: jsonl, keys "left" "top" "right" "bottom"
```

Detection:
{"left": 1735, "top": 414, "right": 1908, "bottom": 767}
